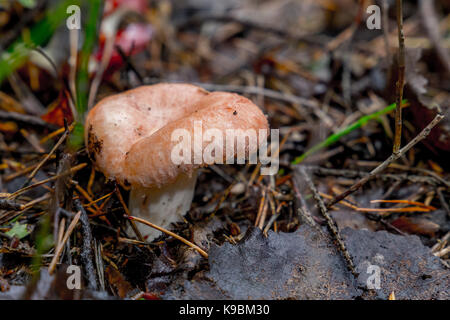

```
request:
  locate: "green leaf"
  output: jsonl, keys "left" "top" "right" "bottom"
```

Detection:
{"left": 67, "top": 122, "right": 85, "bottom": 151}
{"left": 292, "top": 100, "right": 408, "bottom": 164}
{"left": 6, "top": 222, "right": 31, "bottom": 239}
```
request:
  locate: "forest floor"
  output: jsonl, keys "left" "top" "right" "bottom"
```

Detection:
{"left": 0, "top": 0, "right": 449, "bottom": 300}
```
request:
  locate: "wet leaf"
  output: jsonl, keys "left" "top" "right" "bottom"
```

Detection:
{"left": 163, "top": 226, "right": 449, "bottom": 300}
{"left": 105, "top": 266, "right": 135, "bottom": 298}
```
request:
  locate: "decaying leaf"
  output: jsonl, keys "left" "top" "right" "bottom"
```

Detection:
{"left": 162, "top": 225, "right": 449, "bottom": 300}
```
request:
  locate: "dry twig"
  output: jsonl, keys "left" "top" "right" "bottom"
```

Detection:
{"left": 297, "top": 166, "right": 357, "bottom": 276}
{"left": 393, "top": 0, "right": 405, "bottom": 154}
{"left": 128, "top": 215, "right": 209, "bottom": 259}
{"left": 48, "top": 211, "right": 81, "bottom": 274}
{"left": 325, "top": 113, "right": 444, "bottom": 209}
{"left": 75, "top": 198, "right": 98, "bottom": 290}
{"left": 22, "top": 125, "right": 71, "bottom": 188}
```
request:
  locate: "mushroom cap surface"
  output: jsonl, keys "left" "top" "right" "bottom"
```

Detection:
{"left": 85, "top": 83, "right": 269, "bottom": 188}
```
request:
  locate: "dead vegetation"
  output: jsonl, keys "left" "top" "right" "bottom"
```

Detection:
{"left": 0, "top": 0, "right": 449, "bottom": 300}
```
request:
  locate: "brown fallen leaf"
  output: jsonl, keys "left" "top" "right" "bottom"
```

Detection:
{"left": 105, "top": 266, "right": 135, "bottom": 298}
{"left": 391, "top": 216, "right": 440, "bottom": 237}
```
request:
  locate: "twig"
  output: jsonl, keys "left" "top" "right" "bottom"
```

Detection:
{"left": 95, "top": 239, "right": 105, "bottom": 291}
{"left": 128, "top": 215, "right": 209, "bottom": 259}
{"left": 353, "top": 161, "right": 450, "bottom": 188}
{"left": 297, "top": 166, "right": 357, "bottom": 276}
{"left": 57, "top": 218, "right": 66, "bottom": 248}
{"left": 21, "top": 193, "right": 51, "bottom": 211}
{"left": 310, "top": 166, "right": 443, "bottom": 186}
{"left": 87, "top": 34, "right": 116, "bottom": 110}
{"left": 2, "top": 158, "right": 53, "bottom": 183}
{"left": 7, "top": 163, "right": 87, "bottom": 199}
{"left": 0, "top": 110, "right": 57, "bottom": 130}
{"left": 437, "top": 187, "right": 450, "bottom": 219}
{"left": 393, "top": 0, "right": 405, "bottom": 154}
{"left": 325, "top": 113, "right": 444, "bottom": 209}
{"left": 382, "top": 0, "right": 391, "bottom": 64}
{"left": 0, "top": 194, "right": 50, "bottom": 225}
{"left": 263, "top": 201, "right": 287, "bottom": 235}
{"left": 39, "top": 123, "right": 75, "bottom": 144}
{"left": 432, "top": 231, "right": 450, "bottom": 253}
{"left": 115, "top": 186, "right": 145, "bottom": 242}
{"left": 115, "top": 45, "right": 144, "bottom": 84}
{"left": 176, "top": 14, "right": 325, "bottom": 46}
{"left": 48, "top": 211, "right": 81, "bottom": 275}
{"left": 257, "top": 193, "right": 270, "bottom": 230}
{"left": 254, "top": 189, "right": 267, "bottom": 228}
{"left": 22, "top": 125, "right": 71, "bottom": 188}
{"left": 291, "top": 175, "right": 321, "bottom": 230}
{"left": 435, "top": 246, "right": 450, "bottom": 258}
{"left": 194, "top": 83, "right": 320, "bottom": 109}
{"left": 74, "top": 199, "right": 98, "bottom": 290}
{"left": 320, "top": 192, "right": 435, "bottom": 214}
{"left": 0, "top": 199, "right": 24, "bottom": 211}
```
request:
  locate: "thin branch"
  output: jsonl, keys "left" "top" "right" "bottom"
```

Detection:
{"left": 115, "top": 185, "right": 145, "bottom": 243}
{"left": 0, "top": 199, "right": 24, "bottom": 211}
{"left": 7, "top": 163, "right": 87, "bottom": 199}
{"left": 74, "top": 198, "right": 98, "bottom": 290}
{"left": 382, "top": 0, "right": 391, "bottom": 64}
{"left": 48, "top": 211, "right": 81, "bottom": 275}
{"left": 0, "top": 110, "right": 57, "bottom": 130}
{"left": 22, "top": 125, "right": 71, "bottom": 188}
{"left": 325, "top": 113, "right": 444, "bottom": 209}
{"left": 292, "top": 175, "right": 321, "bottom": 230}
{"left": 393, "top": 0, "right": 405, "bottom": 154}
{"left": 297, "top": 166, "right": 357, "bottom": 276}
{"left": 128, "top": 215, "right": 209, "bottom": 259}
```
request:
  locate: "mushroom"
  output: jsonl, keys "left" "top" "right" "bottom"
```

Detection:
{"left": 85, "top": 83, "right": 269, "bottom": 240}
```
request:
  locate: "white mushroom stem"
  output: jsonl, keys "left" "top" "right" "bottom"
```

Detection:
{"left": 128, "top": 170, "right": 198, "bottom": 241}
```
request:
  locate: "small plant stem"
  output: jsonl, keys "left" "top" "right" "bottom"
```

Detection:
{"left": 393, "top": 0, "right": 405, "bottom": 154}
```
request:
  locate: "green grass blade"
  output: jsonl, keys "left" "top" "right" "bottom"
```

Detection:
{"left": 292, "top": 100, "right": 407, "bottom": 164}
{"left": 74, "top": 0, "right": 102, "bottom": 120}
{"left": 68, "top": 0, "right": 102, "bottom": 151}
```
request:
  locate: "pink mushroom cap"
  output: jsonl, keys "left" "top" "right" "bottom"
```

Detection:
{"left": 85, "top": 83, "right": 269, "bottom": 188}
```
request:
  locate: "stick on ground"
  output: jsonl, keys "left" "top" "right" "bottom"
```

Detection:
{"left": 393, "top": 0, "right": 405, "bottom": 154}
{"left": 128, "top": 215, "right": 209, "bottom": 259}
{"left": 297, "top": 166, "right": 357, "bottom": 276}
{"left": 325, "top": 113, "right": 444, "bottom": 209}
{"left": 48, "top": 211, "right": 81, "bottom": 274}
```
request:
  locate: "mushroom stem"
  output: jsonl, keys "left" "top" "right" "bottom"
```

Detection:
{"left": 128, "top": 170, "right": 198, "bottom": 241}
